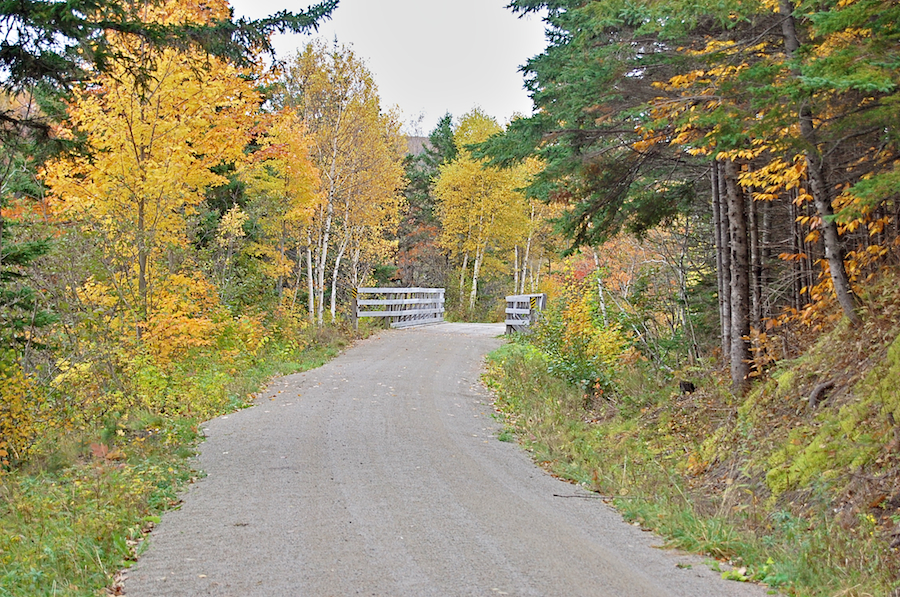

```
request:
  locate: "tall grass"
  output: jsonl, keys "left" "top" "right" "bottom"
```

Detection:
{"left": 485, "top": 342, "right": 898, "bottom": 597}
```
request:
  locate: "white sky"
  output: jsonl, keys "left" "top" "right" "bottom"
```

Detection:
{"left": 227, "top": 0, "right": 548, "bottom": 135}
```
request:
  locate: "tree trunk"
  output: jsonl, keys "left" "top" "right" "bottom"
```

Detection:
{"left": 592, "top": 250, "right": 609, "bottom": 327}
{"left": 748, "top": 183, "right": 761, "bottom": 331}
{"left": 724, "top": 159, "right": 751, "bottom": 393}
{"left": 350, "top": 234, "right": 362, "bottom": 289}
{"left": 459, "top": 252, "right": 468, "bottom": 308}
{"left": 789, "top": 195, "right": 802, "bottom": 311}
{"left": 329, "top": 234, "right": 350, "bottom": 323}
{"left": 290, "top": 241, "right": 304, "bottom": 313}
{"left": 522, "top": 204, "right": 535, "bottom": 294}
{"left": 469, "top": 247, "right": 484, "bottom": 312}
{"left": 513, "top": 245, "right": 520, "bottom": 295}
{"left": 306, "top": 232, "right": 315, "bottom": 325}
{"left": 760, "top": 197, "right": 772, "bottom": 319}
{"left": 779, "top": 0, "right": 860, "bottom": 325}
{"left": 806, "top": 155, "right": 860, "bottom": 324}
{"left": 713, "top": 161, "right": 732, "bottom": 360}
{"left": 315, "top": 200, "right": 334, "bottom": 327}
{"left": 313, "top": 110, "right": 344, "bottom": 327}
{"left": 137, "top": 197, "right": 147, "bottom": 341}
{"left": 276, "top": 221, "right": 286, "bottom": 297}
{"left": 532, "top": 246, "right": 544, "bottom": 292}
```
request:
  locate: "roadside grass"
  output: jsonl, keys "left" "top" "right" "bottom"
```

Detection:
{"left": 484, "top": 341, "right": 899, "bottom": 597}
{"left": 0, "top": 328, "right": 353, "bottom": 597}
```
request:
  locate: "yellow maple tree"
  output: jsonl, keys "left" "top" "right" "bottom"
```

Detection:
{"left": 43, "top": 0, "right": 262, "bottom": 349}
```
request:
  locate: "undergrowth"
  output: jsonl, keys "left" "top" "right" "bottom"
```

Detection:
{"left": 0, "top": 325, "right": 355, "bottom": 597}
{"left": 485, "top": 324, "right": 900, "bottom": 597}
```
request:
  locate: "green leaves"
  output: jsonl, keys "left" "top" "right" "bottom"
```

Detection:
{"left": 0, "top": 0, "right": 338, "bottom": 91}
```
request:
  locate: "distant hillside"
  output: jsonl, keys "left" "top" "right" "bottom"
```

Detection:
{"left": 405, "top": 136, "right": 430, "bottom": 156}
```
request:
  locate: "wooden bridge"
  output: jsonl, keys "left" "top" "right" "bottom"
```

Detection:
{"left": 353, "top": 287, "right": 445, "bottom": 328}
{"left": 504, "top": 293, "right": 546, "bottom": 334}
{"left": 352, "top": 287, "right": 546, "bottom": 334}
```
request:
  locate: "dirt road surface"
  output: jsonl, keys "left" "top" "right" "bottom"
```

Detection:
{"left": 124, "top": 323, "right": 772, "bottom": 597}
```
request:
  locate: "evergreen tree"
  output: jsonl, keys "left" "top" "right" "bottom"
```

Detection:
{"left": 0, "top": 0, "right": 338, "bottom": 93}
{"left": 398, "top": 114, "right": 457, "bottom": 287}
{"left": 0, "top": 93, "right": 56, "bottom": 358}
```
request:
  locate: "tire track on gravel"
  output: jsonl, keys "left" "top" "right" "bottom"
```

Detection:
{"left": 125, "top": 323, "right": 773, "bottom": 597}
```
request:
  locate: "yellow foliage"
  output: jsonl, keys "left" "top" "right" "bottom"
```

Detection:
{"left": 140, "top": 273, "right": 220, "bottom": 366}
{"left": 242, "top": 110, "right": 321, "bottom": 231}
{"left": 436, "top": 110, "right": 536, "bottom": 266}
{"left": 0, "top": 354, "right": 38, "bottom": 466}
{"left": 43, "top": 11, "right": 262, "bottom": 337}
{"left": 217, "top": 205, "right": 249, "bottom": 247}
{"left": 563, "top": 293, "right": 628, "bottom": 370}
{"left": 279, "top": 40, "right": 406, "bottom": 319}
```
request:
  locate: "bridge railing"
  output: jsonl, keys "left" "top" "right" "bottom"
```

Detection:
{"left": 354, "top": 287, "right": 445, "bottom": 329}
{"left": 505, "top": 293, "right": 547, "bottom": 334}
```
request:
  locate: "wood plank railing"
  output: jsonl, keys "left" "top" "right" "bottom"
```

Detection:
{"left": 354, "top": 287, "right": 445, "bottom": 329}
{"left": 505, "top": 293, "right": 547, "bottom": 334}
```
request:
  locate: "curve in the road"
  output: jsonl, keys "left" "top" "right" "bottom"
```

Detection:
{"left": 125, "top": 322, "right": 772, "bottom": 597}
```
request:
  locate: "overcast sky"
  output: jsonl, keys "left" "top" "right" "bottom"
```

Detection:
{"left": 227, "top": 0, "right": 548, "bottom": 135}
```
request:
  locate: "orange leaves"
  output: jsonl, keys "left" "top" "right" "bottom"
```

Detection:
{"left": 746, "top": 327, "right": 784, "bottom": 377}
{"left": 845, "top": 245, "right": 891, "bottom": 280}
{"left": 867, "top": 217, "right": 891, "bottom": 237}
{"left": 139, "top": 273, "right": 220, "bottom": 366}
{"left": 778, "top": 252, "right": 809, "bottom": 262}
{"left": 42, "top": 22, "right": 263, "bottom": 341}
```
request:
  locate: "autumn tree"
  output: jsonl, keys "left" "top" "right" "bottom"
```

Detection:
{"left": 273, "top": 40, "right": 405, "bottom": 325}
{"left": 0, "top": 0, "right": 337, "bottom": 356}
{"left": 633, "top": 0, "right": 900, "bottom": 382}
{"left": 481, "top": 0, "right": 900, "bottom": 391}
{"left": 239, "top": 110, "right": 321, "bottom": 311}
{"left": 43, "top": 0, "right": 262, "bottom": 351}
{"left": 435, "top": 109, "right": 536, "bottom": 312}
{"left": 0, "top": 0, "right": 337, "bottom": 95}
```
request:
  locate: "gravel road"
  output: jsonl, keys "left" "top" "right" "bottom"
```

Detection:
{"left": 124, "top": 322, "right": 772, "bottom": 597}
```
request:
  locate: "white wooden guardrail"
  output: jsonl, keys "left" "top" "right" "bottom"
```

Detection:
{"left": 505, "top": 293, "right": 546, "bottom": 334}
{"left": 353, "top": 287, "right": 445, "bottom": 329}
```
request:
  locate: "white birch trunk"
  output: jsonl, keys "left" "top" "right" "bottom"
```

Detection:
{"left": 290, "top": 240, "right": 304, "bottom": 312}
{"left": 459, "top": 252, "right": 469, "bottom": 307}
{"left": 532, "top": 247, "right": 544, "bottom": 292}
{"left": 329, "top": 233, "right": 351, "bottom": 323}
{"left": 306, "top": 231, "right": 315, "bottom": 324}
{"left": 314, "top": 203, "right": 333, "bottom": 326}
{"left": 521, "top": 204, "right": 535, "bottom": 294}
{"left": 513, "top": 245, "right": 520, "bottom": 295}
{"left": 469, "top": 246, "right": 484, "bottom": 311}
{"left": 350, "top": 233, "right": 362, "bottom": 288}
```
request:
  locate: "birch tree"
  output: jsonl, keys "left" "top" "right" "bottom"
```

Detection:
{"left": 240, "top": 110, "right": 321, "bottom": 310}
{"left": 276, "top": 40, "right": 404, "bottom": 325}
{"left": 434, "top": 110, "right": 532, "bottom": 311}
